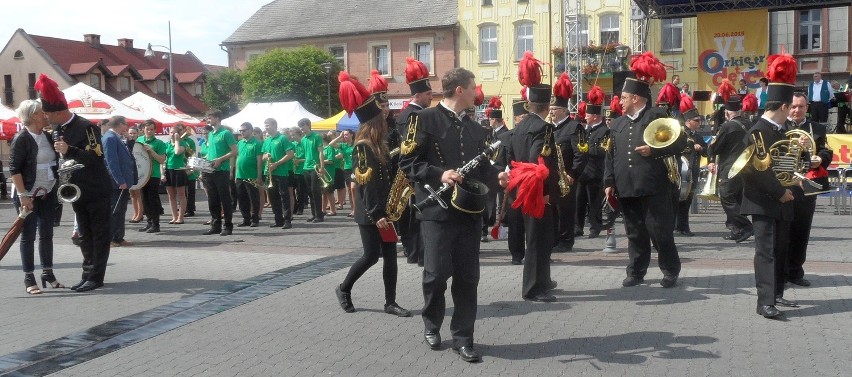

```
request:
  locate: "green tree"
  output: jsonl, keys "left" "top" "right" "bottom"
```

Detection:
{"left": 242, "top": 46, "right": 340, "bottom": 116}
{"left": 203, "top": 68, "right": 243, "bottom": 117}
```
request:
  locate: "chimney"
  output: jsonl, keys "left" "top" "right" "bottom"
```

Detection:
{"left": 84, "top": 34, "right": 101, "bottom": 48}
{"left": 118, "top": 38, "right": 134, "bottom": 49}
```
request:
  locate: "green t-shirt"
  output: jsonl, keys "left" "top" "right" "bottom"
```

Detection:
{"left": 301, "top": 132, "right": 324, "bottom": 170}
{"left": 340, "top": 143, "right": 354, "bottom": 170}
{"left": 262, "top": 133, "right": 295, "bottom": 177}
{"left": 323, "top": 144, "right": 343, "bottom": 173}
{"left": 236, "top": 138, "right": 263, "bottom": 180}
{"left": 136, "top": 135, "right": 168, "bottom": 179}
{"left": 206, "top": 126, "right": 237, "bottom": 172}
{"left": 293, "top": 142, "right": 305, "bottom": 175}
{"left": 165, "top": 139, "right": 193, "bottom": 169}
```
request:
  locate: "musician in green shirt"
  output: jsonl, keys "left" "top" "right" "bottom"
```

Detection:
{"left": 135, "top": 120, "right": 167, "bottom": 233}
{"left": 164, "top": 123, "right": 194, "bottom": 224}
{"left": 235, "top": 122, "right": 263, "bottom": 227}
{"left": 299, "top": 118, "right": 325, "bottom": 223}
{"left": 263, "top": 118, "right": 295, "bottom": 229}
{"left": 289, "top": 127, "right": 307, "bottom": 215}
{"left": 340, "top": 130, "right": 355, "bottom": 217}
{"left": 202, "top": 109, "right": 238, "bottom": 236}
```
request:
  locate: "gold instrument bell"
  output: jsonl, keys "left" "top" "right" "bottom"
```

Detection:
{"left": 642, "top": 118, "right": 683, "bottom": 184}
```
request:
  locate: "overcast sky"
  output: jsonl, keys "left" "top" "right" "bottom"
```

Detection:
{"left": 1, "top": 0, "right": 273, "bottom": 67}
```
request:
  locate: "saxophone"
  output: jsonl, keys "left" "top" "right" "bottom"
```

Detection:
{"left": 555, "top": 141, "right": 572, "bottom": 197}
{"left": 384, "top": 146, "right": 413, "bottom": 222}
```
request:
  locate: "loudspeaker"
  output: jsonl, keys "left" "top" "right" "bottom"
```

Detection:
{"left": 612, "top": 71, "right": 631, "bottom": 97}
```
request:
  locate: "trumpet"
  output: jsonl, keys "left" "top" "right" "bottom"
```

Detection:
{"left": 240, "top": 178, "right": 262, "bottom": 189}
{"left": 265, "top": 158, "right": 274, "bottom": 188}
{"left": 316, "top": 165, "right": 333, "bottom": 189}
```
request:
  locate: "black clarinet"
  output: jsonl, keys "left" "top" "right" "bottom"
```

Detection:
{"left": 413, "top": 140, "right": 501, "bottom": 212}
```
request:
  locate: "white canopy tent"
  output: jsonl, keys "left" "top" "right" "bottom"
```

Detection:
{"left": 62, "top": 83, "right": 149, "bottom": 124}
{"left": 121, "top": 92, "right": 204, "bottom": 127}
{"left": 222, "top": 102, "right": 323, "bottom": 130}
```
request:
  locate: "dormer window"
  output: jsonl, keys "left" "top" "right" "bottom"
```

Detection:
{"left": 119, "top": 76, "right": 131, "bottom": 92}
{"left": 90, "top": 73, "right": 101, "bottom": 89}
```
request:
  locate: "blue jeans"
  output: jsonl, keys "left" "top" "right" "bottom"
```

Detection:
{"left": 13, "top": 189, "right": 58, "bottom": 273}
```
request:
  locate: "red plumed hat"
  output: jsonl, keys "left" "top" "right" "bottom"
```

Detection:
{"left": 741, "top": 93, "right": 758, "bottom": 112}
{"left": 405, "top": 57, "right": 431, "bottom": 95}
{"left": 518, "top": 51, "right": 542, "bottom": 87}
{"left": 577, "top": 101, "right": 587, "bottom": 120}
{"left": 717, "top": 79, "right": 736, "bottom": 103}
{"left": 680, "top": 92, "right": 700, "bottom": 120}
{"left": 506, "top": 156, "right": 550, "bottom": 219}
{"left": 474, "top": 84, "right": 485, "bottom": 107}
{"left": 368, "top": 70, "right": 388, "bottom": 94}
{"left": 586, "top": 86, "right": 605, "bottom": 115}
{"left": 608, "top": 95, "right": 622, "bottom": 118}
{"left": 486, "top": 96, "right": 503, "bottom": 119}
{"left": 338, "top": 71, "right": 381, "bottom": 121}
{"left": 34, "top": 74, "right": 68, "bottom": 112}
{"left": 766, "top": 48, "right": 798, "bottom": 103}
{"left": 656, "top": 82, "right": 680, "bottom": 107}
{"left": 552, "top": 73, "right": 573, "bottom": 108}
{"left": 629, "top": 52, "right": 668, "bottom": 84}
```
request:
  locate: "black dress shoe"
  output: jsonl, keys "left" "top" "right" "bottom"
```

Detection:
{"left": 453, "top": 346, "right": 482, "bottom": 363}
{"left": 305, "top": 217, "right": 315, "bottom": 223}
{"left": 788, "top": 277, "right": 811, "bottom": 287}
{"left": 250, "top": 222, "right": 259, "bottom": 227}
{"left": 70, "top": 279, "right": 87, "bottom": 290}
{"left": 523, "top": 293, "right": 556, "bottom": 302}
{"left": 735, "top": 229, "right": 754, "bottom": 243}
{"left": 757, "top": 305, "right": 781, "bottom": 318}
{"left": 312, "top": 217, "right": 324, "bottom": 223}
{"left": 184, "top": 212, "right": 195, "bottom": 217}
{"left": 237, "top": 221, "right": 251, "bottom": 227}
{"left": 574, "top": 229, "right": 584, "bottom": 236}
{"left": 384, "top": 303, "right": 411, "bottom": 317}
{"left": 775, "top": 296, "right": 799, "bottom": 307}
{"left": 587, "top": 230, "right": 601, "bottom": 239}
{"left": 622, "top": 276, "right": 644, "bottom": 287}
{"left": 335, "top": 285, "right": 355, "bottom": 313}
{"left": 269, "top": 223, "right": 284, "bottom": 228}
{"left": 548, "top": 280, "right": 558, "bottom": 290}
{"left": 723, "top": 233, "right": 738, "bottom": 240}
{"left": 678, "top": 230, "right": 695, "bottom": 237}
{"left": 74, "top": 281, "right": 103, "bottom": 292}
{"left": 424, "top": 331, "right": 441, "bottom": 350}
{"left": 510, "top": 259, "right": 523, "bottom": 265}
{"left": 220, "top": 228, "right": 232, "bottom": 236}
{"left": 203, "top": 228, "right": 221, "bottom": 235}
{"left": 282, "top": 221, "right": 292, "bottom": 229}
{"left": 146, "top": 226, "right": 160, "bottom": 233}
{"left": 660, "top": 275, "right": 678, "bottom": 288}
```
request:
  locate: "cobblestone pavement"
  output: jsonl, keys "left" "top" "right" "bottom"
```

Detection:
{"left": 0, "top": 196, "right": 850, "bottom": 376}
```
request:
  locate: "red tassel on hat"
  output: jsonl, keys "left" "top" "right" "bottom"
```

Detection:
{"left": 520, "top": 86, "right": 528, "bottom": 101}
{"left": 577, "top": 101, "right": 587, "bottom": 119}
{"left": 338, "top": 71, "right": 371, "bottom": 116}
{"left": 679, "top": 92, "right": 695, "bottom": 114}
{"left": 474, "top": 85, "right": 485, "bottom": 107}
{"left": 405, "top": 57, "right": 429, "bottom": 84}
{"left": 34, "top": 74, "right": 67, "bottom": 108}
{"left": 610, "top": 96, "right": 622, "bottom": 116}
{"left": 518, "top": 51, "right": 543, "bottom": 87}
{"left": 368, "top": 69, "right": 388, "bottom": 94}
{"left": 657, "top": 83, "right": 680, "bottom": 107}
{"left": 629, "top": 52, "right": 667, "bottom": 84}
{"left": 587, "top": 85, "right": 604, "bottom": 106}
{"left": 741, "top": 93, "right": 758, "bottom": 112}
{"left": 717, "top": 79, "right": 736, "bottom": 103}
{"left": 553, "top": 72, "right": 574, "bottom": 99}
{"left": 506, "top": 156, "right": 550, "bottom": 219}
{"left": 766, "top": 50, "right": 798, "bottom": 84}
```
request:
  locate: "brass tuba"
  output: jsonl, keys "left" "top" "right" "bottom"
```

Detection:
{"left": 643, "top": 118, "right": 683, "bottom": 185}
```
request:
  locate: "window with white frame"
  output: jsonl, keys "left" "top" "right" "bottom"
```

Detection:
{"left": 368, "top": 41, "right": 391, "bottom": 76}
{"left": 410, "top": 38, "right": 434, "bottom": 74}
{"left": 515, "top": 21, "right": 534, "bottom": 61}
{"left": 327, "top": 44, "right": 347, "bottom": 69}
{"left": 661, "top": 18, "right": 683, "bottom": 51}
{"left": 568, "top": 16, "right": 588, "bottom": 50}
{"left": 599, "top": 14, "right": 620, "bottom": 45}
{"left": 799, "top": 9, "right": 821, "bottom": 51}
{"left": 480, "top": 24, "right": 498, "bottom": 63}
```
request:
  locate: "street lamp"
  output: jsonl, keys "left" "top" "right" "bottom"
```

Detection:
{"left": 144, "top": 21, "right": 174, "bottom": 107}
{"left": 320, "top": 62, "right": 333, "bottom": 116}
{"left": 614, "top": 45, "right": 631, "bottom": 71}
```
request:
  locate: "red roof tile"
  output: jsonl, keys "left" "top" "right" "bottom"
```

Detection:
{"left": 68, "top": 62, "right": 100, "bottom": 75}
{"left": 174, "top": 72, "right": 204, "bottom": 84}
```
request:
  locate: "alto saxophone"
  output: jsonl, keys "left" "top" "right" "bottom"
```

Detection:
{"left": 555, "top": 142, "right": 572, "bottom": 197}
{"left": 386, "top": 169, "right": 414, "bottom": 222}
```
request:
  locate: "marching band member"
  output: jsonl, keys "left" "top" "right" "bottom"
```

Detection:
{"left": 334, "top": 72, "right": 410, "bottom": 318}
{"left": 576, "top": 87, "right": 610, "bottom": 239}
{"left": 164, "top": 123, "right": 193, "bottom": 225}
{"left": 235, "top": 122, "right": 263, "bottom": 227}
{"left": 262, "top": 118, "right": 295, "bottom": 229}
{"left": 550, "top": 73, "right": 586, "bottom": 251}
{"left": 673, "top": 94, "right": 707, "bottom": 236}
{"left": 203, "top": 110, "right": 238, "bottom": 235}
{"left": 603, "top": 52, "right": 686, "bottom": 288}
{"left": 136, "top": 120, "right": 167, "bottom": 234}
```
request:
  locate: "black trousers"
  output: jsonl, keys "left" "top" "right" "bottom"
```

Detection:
{"left": 397, "top": 204, "right": 423, "bottom": 265}
{"left": 522, "top": 205, "right": 555, "bottom": 298}
{"left": 552, "top": 188, "right": 577, "bottom": 248}
{"left": 186, "top": 178, "right": 197, "bottom": 213}
{"left": 675, "top": 193, "right": 695, "bottom": 232}
{"left": 787, "top": 196, "right": 816, "bottom": 280}
{"left": 809, "top": 102, "right": 828, "bottom": 123}
{"left": 293, "top": 173, "right": 308, "bottom": 213}
{"left": 718, "top": 174, "right": 752, "bottom": 234}
{"left": 506, "top": 202, "right": 525, "bottom": 263}
{"left": 267, "top": 175, "right": 292, "bottom": 225}
{"left": 837, "top": 105, "right": 849, "bottom": 134}
{"left": 305, "top": 170, "right": 325, "bottom": 220}
{"left": 203, "top": 171, "right": 233, "bottom": 228}
{"left": 620, "top": 192, "right": 681, "bottom": 279}
{"left": 481, "top": 188, "right": 498, "bottom": 234}
{"left": 576, "top": 179, "right": 604, "bottom": 233}
{"left": 421, "top": 218, "right": 481, "bottom": 349}
{"left": 109, "top": 189, "right": 130, "bottom": 243}
{"left": 141, "top": 177, "right": 162, "bottom": 226}
{"left": 753, "top": 214, "right": 791, "bottom": 305}
{"left": 341, "top": 224, "right": 398, "bottom": 305}
{"left": 235, "top": 179, "right": 260, "bottom": 224}
{"left": 72, "top": 192, "right": 111, "bottom": 283}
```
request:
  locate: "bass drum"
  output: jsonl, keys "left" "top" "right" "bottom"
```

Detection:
{"left": 678, "top": 155, "right": 693, "bottom": 202}
{"left": 130, "top": 142, "right": 151, "bottom": 190}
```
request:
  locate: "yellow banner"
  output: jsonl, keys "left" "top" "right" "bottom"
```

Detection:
{"left": 827, "top": 134, "right": 852, "bottom": 169}
{"left": 697, "top": 9, "right": 769, "bottom": 94}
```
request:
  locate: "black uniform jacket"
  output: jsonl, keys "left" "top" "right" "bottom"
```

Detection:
{"left": 353, "top": 143, "right": 391, "bottom": 225}
{"left": 395, "top": 102, "right": 424, "bottom": 135}
{"left": 738, "top": 117, "right": 793, "bottom": 220}
{"left": 789, "top": 119, "right": 833, "bottom": 197}
{"left": 604, "top": 106, "right": 687, "bottom": 198}
{"left": 553, "top": 117, "right": 587, "bottom": 181}
{"left": 55, "top": 114, "right": 111, "bottom": 197}
{"left": 682, "top": 129, "right": 709, "bottom": 181}
{"left": 708, "top": 116, "right": 752, "bottom": 175}
{"left": 579, "top": 121, "right": 609, "bottom": 182}
{"left": 507, "top": 112, "right": 558, "bottom": 197}
{"left": 9, "top": 129, "right": 60, "bottom": 192}
{"left": 399, "top": 104, "right": 499, "bottom": 222}
{"left": 492, "top": 129, "right": 513, "bottom": 171}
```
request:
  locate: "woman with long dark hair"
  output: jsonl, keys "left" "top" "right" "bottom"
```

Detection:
{"left": 334, "top": 72, "right": 409, "bottom": 317}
